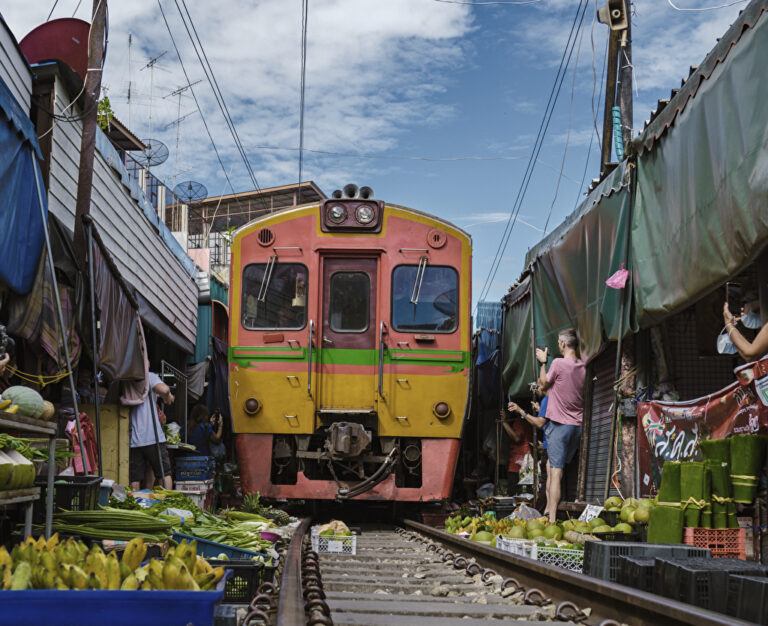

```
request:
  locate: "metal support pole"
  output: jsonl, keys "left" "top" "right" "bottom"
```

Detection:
{"left": 45, "top": 434, "right": 56, "bottom": 538}
{"left": 149, "top": 395, "right": 166, "bottom": 485}
{"left": 32, "top": 155, "right": 88, "bottom": 475}
{"left": 603, "top": 164, "right": 634, "bottom": 503}
{"left": 529, "top": 276, "right": 539, "bottom": 504}
{"left": 85, "top": 217, "right": 103, "bottom": 476}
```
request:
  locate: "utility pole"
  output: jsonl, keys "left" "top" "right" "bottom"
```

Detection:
{"left": 73, "top": 0, "right": 107, "bottom": 263}
{"left": 597, "top": 0, "right": 631, "bottom": 178}
{"left": 618, "top": 7, "right": 633, "bottom": 146}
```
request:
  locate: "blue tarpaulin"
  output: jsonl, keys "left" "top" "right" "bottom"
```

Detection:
{"left": 0, "top": 73, "right": 46, "bottom": 294}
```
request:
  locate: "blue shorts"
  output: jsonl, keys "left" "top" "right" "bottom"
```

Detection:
{"left": 544, "top": 421, "right": 581, "bottom": 469}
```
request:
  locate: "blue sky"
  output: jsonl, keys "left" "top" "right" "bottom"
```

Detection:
{"left": 2, "top": 0, "right": 746, "bottom": 308}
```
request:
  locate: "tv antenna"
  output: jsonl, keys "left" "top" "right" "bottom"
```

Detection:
{"left": 164, "top": 80, "right": 201, "bottom": 193}
{"left": 140, "top": 50, "right": 167, "bottom": 166}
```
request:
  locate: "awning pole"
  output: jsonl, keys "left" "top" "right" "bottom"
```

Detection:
{"left": 32, "top": 154, "right": 88, "bottom": 476}
{"left": 149, "top": 396, "right": 166, "bottom": 484}
{"left": 85, "top": 217, "right": 103, "bottom": 476}
{"left": 603, "top": 164, "right": 634, "bottom": 503}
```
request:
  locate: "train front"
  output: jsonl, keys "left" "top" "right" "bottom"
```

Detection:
{"left": 229, "top": 186, "right": 471, "bottom": 501}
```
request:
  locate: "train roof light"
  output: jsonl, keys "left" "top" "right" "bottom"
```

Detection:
{"left": 355, "top": 205, "right": 375, "bottom": 224}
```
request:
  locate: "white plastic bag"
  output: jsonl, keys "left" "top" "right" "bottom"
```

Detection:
{"left": 518, "top": 452, "right": 534, "bottom": 485}
{"left": 507, "top": 503, "right": 542, "bottom": 521}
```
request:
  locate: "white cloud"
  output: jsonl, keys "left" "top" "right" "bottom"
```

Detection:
{"left": 0, "top": 0, "right": 473, "bottom": 195}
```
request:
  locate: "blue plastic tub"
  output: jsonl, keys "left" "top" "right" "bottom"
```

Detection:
{"left": 172, "top": 532, "right": 265, "bottom": 560}
{"left": 0, "top": 586, "right": 226, "bottom": 626}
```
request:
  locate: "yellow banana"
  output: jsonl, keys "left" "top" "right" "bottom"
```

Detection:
{"left": 193, "top": 556, "right": 212, "bottom": 577}
{"left": 121, "top": 574, "right": 139, "bottom": 590}
{"left": 6, "top": 404, "right": 19, "bottom": 414}
{"left": 122, "top": 537, "right": 146, "bottom": 572}
{"left": 119, "top": 561, "right": 132, "bottom": 581}
{"left": 0, "top": 398, "right": 12, "bottom": 410}
{"left": 35, "top": 536, "right": 47, "bottom": 552}
{"left": 87, "top": 572, "right": 101, "bottom": 590}
{"left": 162, "top": 559, "right": 180, "bottom": 590}
{"left": 106, "top": 552, "right": 121, "bottom": 590}
{"left": 46, "top": 533, "right": 59, "bottom": 552}
{"left": 134, "top": 565, "right": 149, "bottom": 583}
{"left": 54, "top": 576, "right": 68, "bottom": 590}
{"left": 0, "top": 546, "right": 11, "bottom": 568}
{"left": 10, "top": 561, "right": 32, "bottom": 590}
{"left": 2, "top": 564, "right": 12, "bottom": 590}
{"left": 140, "top": 580, "right": 153, "bottom": 590}
{"left": 69, "top": 565, "right": 88, "bottom": 590}
{"left": 212, "top": 566, "right": 226, "bottom": 583}
{"left": 194, "top": 572, "right": 215, "bottom": 589}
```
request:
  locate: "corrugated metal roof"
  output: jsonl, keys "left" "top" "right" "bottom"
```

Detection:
{"left": 634, "top": 1, "right": 767, "bottom": 154}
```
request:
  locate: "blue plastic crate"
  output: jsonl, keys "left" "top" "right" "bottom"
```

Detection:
{"left": 0, "top": 584, "right": 227, "bottom": 626}
{"left": 173, "top": 532, "right": 266, "bottom": 560}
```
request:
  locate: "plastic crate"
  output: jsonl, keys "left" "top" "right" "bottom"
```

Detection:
{"left": 591, "top": 530, "right": 641, "bottom": 542}
{"left": 496, "top": 535, "right": 537, "bottom": 559}
{"left": 493, "top": 497, "right": 518, "bottom": 519}
{"left": 683, "top": 527, "right": 746, "bottom": 559}
{"left": 727, "top": 575, "right": 768, "bottom": 625}
{"left": 617, "top": 556, "right": 655, "bottom": 592}
{"left": 583, "top": 542, "right": 711, "bottom": 583}
{"left": 601, "top": 510, "right": 621, "bottom": 526}
{"left": 310, "top": 529, "right": 356, "bottom": 555}
{"left": 175, "top": 456, "right": 215, "bottom": 482}
{"left": 655, "top": 557, "right": 768, "bottom": 614}
{"left": 421, "top": 512, "right": 450, "bottom": 527}
{"left": 33, "top": 475, "right": 101, "bottom": 525}
{"left": 535, "top": 545, "right": 583, "bottom": 573}
{"left": 173, "top": 532, "right": 265, "bottom": 560}
{"left": 0, "top": 581, "right": 227, "bottom": 626}
{"left": 214, "top": 603, "right": 248, "bottom": 626}
{"left": 174, "top": 480, "right": 216, "bottom": 511}
{"left": 208, "top": 559, "right": 265, "bottom": 603}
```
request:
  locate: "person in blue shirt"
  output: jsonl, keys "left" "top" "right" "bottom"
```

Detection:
{"left": 188, "top": 404, "right": 223, "bottom": 456}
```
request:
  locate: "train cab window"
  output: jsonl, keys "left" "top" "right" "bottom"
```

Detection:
{"left": 329, "top": 272, "right": 370, "bottom": 332}
{"left": 391, "top": 265, "right": 458, "bottom": 332}
{"left": 241, "top": 263, "right": 308, "bottom": 330}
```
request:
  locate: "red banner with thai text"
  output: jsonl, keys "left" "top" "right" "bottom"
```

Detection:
{"left": 637, "top": 358, "right": 768, "bottom": 496}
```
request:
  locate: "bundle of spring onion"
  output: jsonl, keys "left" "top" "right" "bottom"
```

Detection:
{"left": 38, "top": 508, "right": 174, "bottom": 542}
{"left": 183, "top": 512, "right": 276, "bottom": 555}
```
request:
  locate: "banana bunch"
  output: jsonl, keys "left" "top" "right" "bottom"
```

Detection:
{"left": 0, "top": 399, "right": 17, "bottom": 413}
{"left": 0, "top": 535, "right": 225, "bottom": 592}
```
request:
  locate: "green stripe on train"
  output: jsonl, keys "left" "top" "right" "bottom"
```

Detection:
{"left": 229, "top": 346, "right": 470, "bottom": 371}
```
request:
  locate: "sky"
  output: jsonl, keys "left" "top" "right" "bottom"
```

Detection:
{"left": 0, "top": 0, "right": 747, "bottom": 309}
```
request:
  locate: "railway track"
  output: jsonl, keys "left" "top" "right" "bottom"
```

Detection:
{"left": 272, "top": 518, "right": 750, "bottom": 626}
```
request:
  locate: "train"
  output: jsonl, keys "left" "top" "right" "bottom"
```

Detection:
{"left": 229, "top": 184, "right": 472, "bottom": 501}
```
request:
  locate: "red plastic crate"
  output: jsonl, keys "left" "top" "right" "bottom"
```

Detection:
{"left": 683, "top": 528, "right": 746, "bottom": 559}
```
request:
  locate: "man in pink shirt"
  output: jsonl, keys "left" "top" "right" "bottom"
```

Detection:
{"left": 536, "top": 328, "right": 585, "bottom": 522}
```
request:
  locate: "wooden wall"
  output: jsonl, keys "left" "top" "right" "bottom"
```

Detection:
{"left": 0, "top": 19, "right": 31, "bottom": 111}
{"left": 46, "top": 75, "right": 198, "bottom": 346}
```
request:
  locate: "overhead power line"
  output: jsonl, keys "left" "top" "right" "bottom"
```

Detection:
{"left": 666, "top": 0, "right": 745, "bottom": 10}
{"left": 157, "top": 0, "right": 242, "bottom": 207}
{"left": 172, "top": 0, "right": 267, "bottom": 208}
{"left": 475, "top": 0, "right": 588, "bottom": 307}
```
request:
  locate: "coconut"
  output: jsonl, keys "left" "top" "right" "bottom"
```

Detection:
{"left": 613, "top": 523, "right": 633, "bottom": 534}
{"left": 543, "top": 525, "right": 563, "bottom": 540}
{"left": 526, "top": 519, "right": 545, "bottom": 532}
{"left": 605, "top": 496, "right": 623, "bottom": 509}
{"left": 588, "top": 517, "right": 606, "bottom": 529}
{"left": 592, "top": 525, "right": 613, "bottom": 533}
{"left": 508, "top": 526, "right": 526, "bottom": 539}
{"left": 634, "top": 507, "right": 650, "bottom": 523}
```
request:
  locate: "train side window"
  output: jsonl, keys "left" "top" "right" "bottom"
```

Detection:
{"left": 329, "top": 271, "right": 370, "bottom": 332}
{"left": 391, "top": 265, "right": 458, "bottom": 333}
{"left": 241, "top": 263, "right": 308, "bottom": 330}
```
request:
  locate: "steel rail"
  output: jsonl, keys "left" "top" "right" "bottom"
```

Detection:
{"left": 276, "top": 517, "right": 312, "bottom": 626}
{"left": 404, "top": 520, "right": 751, "bottom": 626}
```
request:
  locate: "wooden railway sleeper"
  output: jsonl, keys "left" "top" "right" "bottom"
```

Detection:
{"left": 555, "top": 601, "right": 589, "bottom": 623}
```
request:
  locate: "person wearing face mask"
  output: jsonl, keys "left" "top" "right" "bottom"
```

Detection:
{"left": 723, "top": 297, "right": 768, "bottom": 362}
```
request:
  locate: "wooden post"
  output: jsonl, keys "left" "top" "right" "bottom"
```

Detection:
{"left": 72, "top": 0, "right": 107, "bottom": 263}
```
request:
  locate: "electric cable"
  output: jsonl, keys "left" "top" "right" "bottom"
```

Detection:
{"left": 431, "top": 0, "right": 545, "bottom": 5}
{"left": 666, "top": 0, "right": 745, "bottom": 10}
{"left": 46, "top": 0, "right": 60, "bottom": 21}
{"left": 543, "top": 12, "right": 586, "bottom": 234}
{"left": 174, "top": 0, "right": 266, "bottom": 209}
{"left": 475, "top": 0, "right": 588, "bottom": 308}
{"left": 157, "top": 0, "right": 244, "bottom": 208}
{"left": 298, "top": 0, "right": 310, "bottom": 191}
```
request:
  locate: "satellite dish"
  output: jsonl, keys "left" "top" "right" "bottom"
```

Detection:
{"left": 140, "top": 139, "right": 169, "bottom": 167}
{"left": 174, "top": 180, "right": 208, "bottom": 203}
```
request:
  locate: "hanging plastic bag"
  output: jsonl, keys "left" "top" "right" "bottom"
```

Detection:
{"left": 605, "top": 263, "right": 630, "bottom": 289}
{"left": 506, "top": 503, "right": 542, "bottom": 521}
{"left": 518, "top": 452, "right": 534, "bottom": 485}
{"left": 716, "top": 327, "right": 738, "bottom": 355}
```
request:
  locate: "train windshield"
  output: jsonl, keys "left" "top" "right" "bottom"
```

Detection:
{"left": 329, "top": 271, "right": 370, "bottom": 332}
{"left": 391, "top": 265, "right": 458, "bottom": 332}
{"left": 241, "top": 262, "right": 308, "bottom": 330}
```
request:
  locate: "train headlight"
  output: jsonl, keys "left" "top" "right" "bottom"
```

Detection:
{"left": 328, "top": 205, "right": 347, "bottom": 223}
{"left": 355, "top": 205, "right": 374, "bottom": 224}
{"left": 433, "top": 402, "right": 451, "bottom": 419}
{"left": 244, "top": 398, "right": 261, "bottom": 416}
